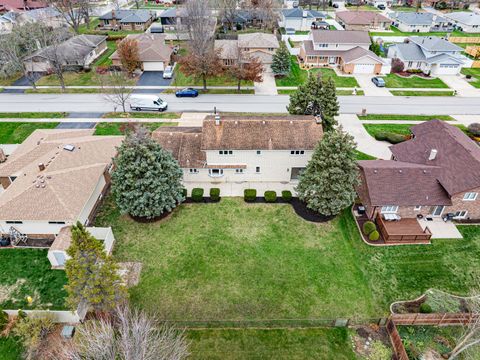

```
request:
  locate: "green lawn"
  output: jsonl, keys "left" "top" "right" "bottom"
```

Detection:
{"left": 363, "top": 123, "right": 467, "bottom": 139}
{"left": 102, "top": 112, "right": 181, "bottom": 119}
{"left": 36, "top": 71, "right": 135, "bottom": 87}
{"left": 0, "top": 74, "right": 22, "bottom": 87}
{"left": 390, "top": 90, "right": 455, "bottom": 96}
{"left": 94, "top": 41, "right": 117, "bottom": 67}
{"left": 0, "top": 337, "right": 22, "bottom": 360}
{"left": 355, "top": 150, "right": 376, "bottom": 160}
{"left": 277, "top": 89, "right": 364, "bottom": 96}
{"left": 95, "top": 197, "right": 480, "bottom": 321}
{"left": 0, "top": 112, "right": 67, "bottom": 119}
{"left": 461, "top": 68, "right": 480, "bottom": 88}
{"left": 382, "top": 74, "right": 449, "bottom": 88}
{"left": 186, "top": 328, "right": 358, "bottom": 360}
{"left": 25, "top": 88, "right": 105, "bottom": 94}
{"left": 173, "top": 65, "right": 253, "bottom": 87}
{"left": 0, "top": 122, "right": 59, "bottom": 144}
{"left": 358, "top": 114, "right": 454, "bottom": 121}
{"left": 370, "top": 26, "right": 476, "bottom": 37}
{"left": 0, "top": 249, "right": 67, "bottom": 310}
{"left": 94, "top": 122, "right": 177, "bottom": 135}
{"left": 275, "top": 57, "right": 358, "bottom": 88}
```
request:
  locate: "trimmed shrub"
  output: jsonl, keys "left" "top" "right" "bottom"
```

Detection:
{"left": 466, "top": 74, "right": 472, "bottom": 80}
{"left": 209, "top": 188, "right": 220, "bottom": 201}
{"left": 374, "top": 131, "right": 406, "bottom": 144}
{"left": 264, "top": 191, "right": 277, "bottom": 203}
{"left": 244, "top": 189, "right": 257, "bottom": 202}
{"left": 362, "top": 221, "right": 376, "bottom": 235}
{"left": 391, "top": 57, "right": 404, "bottom": 73}
{"left": 419, "top": 303, "right": 433, "bottom": 313}
{"left": 182, "top": 188, "right": 188, "bottom": 199}
{"left": 468, "top": 123, "right": 480, "bottom": 137}
{"left": 0, "top": 309, "right": 8, "bottom": 332}
{"left": 282, "top": 190, "right": 293, "bottom": 202}
{"left": 191, "top": 188, "right": 204, "bottom": 202}
{"left": 369, "top": 230, "right": 380, "bottom": 241}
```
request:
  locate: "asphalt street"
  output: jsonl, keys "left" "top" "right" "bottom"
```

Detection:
{"left": 1, "top": 93, "right": 480, "bottom": 115}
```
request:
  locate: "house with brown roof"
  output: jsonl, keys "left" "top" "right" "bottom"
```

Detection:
{"left": 152, "top": 115, "right": 323, "bottom": 196}
{"left": 356, "top": 120, "right": 480, "bottom": 241}
{"left": 0, "top": 0, "right": 46, "bottom": 13}
{"left": 110, "top": 33, "right": 174, "bottom": 72}
{"left": 335, "top": 11, "right": 392, "bottom": 31}
{"left": 299, "top": 30, "right": 390, "bottom": 74}
{"left": 0, "top": 129, "right": 122, "bottom": 247}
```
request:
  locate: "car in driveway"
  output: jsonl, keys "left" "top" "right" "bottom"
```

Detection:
{"left": 377, "top": 4, "right": 386, "bottom": 10}
{"left": 163, "top": 66, "right": 174, "bottom": 79}
{"left": 175, "top": 88, "right": 199, "bottom": 98}
{"left": 372, "top": 77, "right": 386, "bottom": 87}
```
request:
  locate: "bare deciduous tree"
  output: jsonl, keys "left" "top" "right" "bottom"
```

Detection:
{"left": 46, "top": 0, "right": 90, "bottom": 34}
{"left": 101, "top": 71, "right": 135, "bottom": 113}
{"left": 449, "top": 296, "right": 480, "bottom": 359}
{"left": 56, "top": 306, "right": 189, "bottom": 360}
{"left": 220, "top": 0, "right": 238, "bottom": 31}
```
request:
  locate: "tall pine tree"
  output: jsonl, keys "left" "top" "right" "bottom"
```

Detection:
{"left": 112, "top": 126, "right": 184, "bottom": 219}
{"left": 320, "top": 77, "right": 340, "bottom": 132}
{"left": 271, "top": 41, "right": 291, "bottom": 77}
{"left": 295, "top": 128, "right": 359, "bottom": 216}
{"left": 65, "top": 223, "right": 127, "bottom": 312}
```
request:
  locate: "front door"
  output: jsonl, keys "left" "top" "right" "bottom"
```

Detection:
{"left": 329, "top": 56, "right": 337, "bottom": 65}
{"left": 431, "top": 206, "right": 445, "bottom": 217}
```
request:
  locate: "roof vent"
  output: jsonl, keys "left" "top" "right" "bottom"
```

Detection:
{"left": 423, "top": 169, "right": 427, "bottom": 174}
{"left": 63, "top": 144, "right": 75, "bottom": 152}
{"left": 262, "top": 121, "right": 266, "bottom": 125}
{"left": 428, "top": 149, "right": 437, "bottom": 161}
{"left": 373, "top": 169, "right": 378, "bottom": 174}
{"left": 399, "top": 170, "right": 403, "bottom": 173}
{"left": 215, "top": 115, "right": 221, "bottom": 126}
{"left": 38, "top": 163, "right": 45, "bottom": 171}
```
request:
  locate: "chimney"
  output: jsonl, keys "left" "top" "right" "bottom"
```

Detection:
{"left": 303, "top": 10, "right": 308, "bottom": 18}
{"left": 111, "top": 9, "right": 115, "bottom": 19}
{"left": 215, "top": 114, "right": 221, "bottom": 126}
{"left": 428, "top": 149, "right": 437, "bottom": 161}
{"left": 38, "top": 163, "right": 45, "bottom": 171}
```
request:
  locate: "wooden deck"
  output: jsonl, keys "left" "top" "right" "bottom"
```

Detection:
{"left": 376, "top": 214, "right": 432, "bottom": 243}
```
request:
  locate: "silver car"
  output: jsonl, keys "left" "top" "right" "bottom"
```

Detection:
{"left": 163, "top": 66, "right": 174, "bottom": 79}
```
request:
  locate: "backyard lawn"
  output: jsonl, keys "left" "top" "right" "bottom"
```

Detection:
{"left": 461, "top": 68, "right": 480, "bottom": 88}
{"left": 275, "top": 57, "right": 359, "bottom": 88}
{"left": 94, "top": 122, "right": 177, "bottom": 135}
{"left": 93, "top": 41, "right": 117, "bottom": 67}
{"left": 370, "top": 26, "right": 476, "bottom": 37}
{"left": 382, "top": 74, "right": 449, "bottom": 88}
{"left": 0, "top": 337, "right": 21, "bottom": 360}
{"left": 186, "top": 328, "right": 358, "bottom": 360}
{"left": 95, "top": 197, "right": 480, "bottom": 321}
{"left": 363, "top": 123, "right": 467, "bottom": 139}
{"left": 0, "top": 249, "right": 67, "bottom": 310}
{"left": 0, "top": 122, "right": 59, "bottom": 144}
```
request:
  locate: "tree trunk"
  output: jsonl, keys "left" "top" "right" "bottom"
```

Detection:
{"left": 122, "top": 101, "right": 126, "bottom": 113}
{"left": 202, "top": 75, "right": 207, "bottom": 90}
{"left": 58, "top": 71, "right": 66, "bottom": 92}
{"left": 237, "top": 79, "right": 241, "bottom": 92}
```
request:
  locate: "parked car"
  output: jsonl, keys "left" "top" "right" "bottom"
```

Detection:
{"left": 163, "top": 66, "right": 174, "bottom": 79}
{"left": 130, "top": 94, "right": 168, "bottom": 111}
{"left": 372, "top": 77, "right": 386, "bottom": 87}
{"left": 332, "top": 3, "right": 339, "bottom": 8}
{"left": 150, "top": 24, "right": 164, "bottom": 33}
{"left": 377, "top": 4, "right": 386, "bottom": 9}
{"left": 175, "top": 88, "right": 199, "bottom": 97}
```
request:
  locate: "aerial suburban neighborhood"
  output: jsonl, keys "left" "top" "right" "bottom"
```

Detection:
{"left": 1, "top": 0, "right": 480, "bottom": 359}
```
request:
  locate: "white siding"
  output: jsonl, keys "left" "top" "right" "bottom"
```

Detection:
{"left": 143, "top": 61, "right": 165, "bottom": 71}
{"left": 0, "top": 221, "right": 68, "bottom": 236}
{"left": 77, "top": 174, "right": 106, "bottom": 226}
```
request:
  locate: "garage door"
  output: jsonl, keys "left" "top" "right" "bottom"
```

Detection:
{"left": 432, "top": 64, "right": 460, "bottom": 76}
{"left": 353, "top": 63, "right": 375, "bottom": 74}
{"left": 143, "top": 62, "right": 165, "bottom": 71}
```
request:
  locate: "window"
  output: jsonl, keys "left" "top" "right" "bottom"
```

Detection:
{"left": 290, "top": 167, "right": 305, "bottom": 180}
{"left": 255, "top": 167, "right": 260, "bottom": 173}
{"left": 6, "top": 221, "right": 23, "bottom": 224}
{"left": 454, "top": 210, "right": 468, "bottom": 219}
{"left": 208, "top": 169, "right": 224, "bottom": 177}
{"left": 48, "top": 221, "right": 66, "bottom": 224}
{"left": 219, "top": 150, "right": 233, "bottom": 155}
{"left": 235, "top": 168, "right": 244, "bottom": 174}
{"left": 290, "top": 150, "right": 305, "bottom": 155}
{"left": 463, "top": 192, "right": 478, "bottom": 201}
{"left": 189, "top": 168, "right": 199, "bottom": 174}
{"left": 414, "top": 206, "right": 422, "bottom": 211}
{"left": 256, "top": 150, "right": 261, "bottom": 155}
{"left": 381, "top": 205, "right": 398, "bottom": 214}
{"left": 9, "top": 176, "right": 17, "bottom": 182}
{"left": 104, "top": 19, "right": 110, "bottom": 25}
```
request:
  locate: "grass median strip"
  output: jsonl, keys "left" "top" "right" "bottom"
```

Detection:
{"left": 382, "top": 74, "right": 449, "bottom": 88}
{"left": 0, "top": 122, "right": 59, "bottom": 143}
{"left": 358, "top": 114, "right": 454, "bottom": 121}
{"left": 102, "top": 112, "right": 181, "bottom": 119}
{"left": 390, "top": 90, "right": 455, "bottom": 96}
{"left": 0, "top": 112, "right": 68, "bottom": 119}
{"left": 94, "top": 122, "right": 177, "bottom": 135}
{"left": 277, "top": 89, "right": 364, "bottom": 96}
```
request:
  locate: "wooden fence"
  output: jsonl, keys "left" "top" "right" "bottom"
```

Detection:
{"left": 466, "top": 46, "right": 480, "bottom": 59}
{"left": 472, "top": 60, "right": 480, "bottom": 68}
{"left": 386, "top": 318, "right": 409, "bottom": 360}
{"left": 449, "top": 37, "right": 480, "bottom": 43}
{"left": 391, "top": 312, "right": 479, "bottom": 326}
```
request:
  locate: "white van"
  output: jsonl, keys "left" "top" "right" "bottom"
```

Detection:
{"left": 129, "top": 94, "right": 168, "bottom": 112}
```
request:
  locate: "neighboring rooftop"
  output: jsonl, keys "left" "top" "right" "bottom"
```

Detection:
{"left": 391, "top": 12, "right": 445, "bottom": 25}
{"left": 111, "top": 33, "right": 173, "bottom": 62}
{"left": 99, "top": 9, "right": 154, "bottom": 23}
{"left": 0, "top": 0, "right": 46, "bottom": 12}
{"left": 215, "top": 39, "right": 239, "bottom": 60}
{"left": 342, "top": 46, "right": 385, "bottom": 64}
{"left": 282, "top": 7, "right": 326, "bottom": 19}
{"left": 238, "top": 32, "right": 279, "bottom": 49}
{"left": 445, "top": 11, "right": 480, "bottom": 25}
{"left": 408, "top": 36, "right": 463, "bottom": 52}
{"left": 336, "top": 11, "right": 391, "bottom": 25}
{"left": 0, "top": 129, "right": 122, "bottom": 222}
{"left": 311, "top": 30, "right": 371, "bottom": 44}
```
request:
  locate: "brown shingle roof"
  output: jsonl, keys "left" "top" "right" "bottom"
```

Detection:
{"left": 238, "top": 33, "right": 279, "bottom": 49}
{"left": 201, "top": 115, "right": 323, "bottom": 150}
{"left": 302, "top": 40, "right": 347, "bottom": 57}
{"left": 110, "top": 33, "right": 173, "bottom": 62}
{"left": 390, "top": 120, "right": 480, "bottom": 195}
{"left": 311, "top": 30, "right": 371, "bottom": 44}
{"left": 342, "top": 46, "right": 385, "bottom": 64}
{"left": 214, "top": 40, "right": 239, "bottom": 60}
{"left": 336, "top": 11, "right": 391, "bottom": 25}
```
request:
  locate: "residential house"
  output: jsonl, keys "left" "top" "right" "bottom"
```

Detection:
{"left": 299, "top": 30, "right": 390, "bottom": 74}
{"left": 278, "top": 7, "right": 327, "bottom": 32}
{"left": 110, "top": 33, "right": 174, "bottom": 71}
{"left": 0, "top": 129, "right": 122, "bottom": 244}
{"left": 23, "top": 34, "right": 107, "bottom": 72}
{"left": 152, "top": 115, "right": 323, "bottom": 196}
{"left": 387, "top": 36, "right": 471, "bottom": 75}
{"left": 99, "top": 9, "right": 155, "bottom": 31}
{"left": 0, "top": 10, "right": 16, "bottom": 33}
{"left": 0, "top": 0, "right": 46, "bottom": 13}
{"left": 390, "top": 12, "right": 452, "bottom": 33}
{"left": 335, "top": 11, "right": 392, "bottom": 31}
{"left": 215, "top": 32, "right": 280, "bottom": 66}
{"left": 18, "top": 7, "right": 64, "bottom": 28}
{"left": 222, "top": 9, "right": 278, "bottom": 30}
{"left": 158, "top": 7, "right": 181, "bottom": 28}
{"left": 357, "top": 121, "right": 480, "bottom": 236}
{"left": 444, "top": 11, "right": 480, "bottom": 33}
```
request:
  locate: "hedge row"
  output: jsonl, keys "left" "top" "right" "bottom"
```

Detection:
{"left": 362, "top": 221, "right": 380, "bottom": 241}
{"left": 374, "top": 131, "right": 406, "bottom": 144}
{"left": 188, "top": 188, "right": 221, "bottom": 202}
{"left": 244, "top": 190, "right": 293, "bottom": 203}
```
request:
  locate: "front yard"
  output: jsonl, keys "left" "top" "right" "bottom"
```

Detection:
{"left": 0, "top": 122, "right": 59, "bottom": 144}
{"left": 275, "top": 57, "right": 359, "bottom": 88}
{"left": 95, "top": 197, "right": 480, "bottom": 321}
{"left": 172, "top": 65, "right": 254, "bottom": 87}
{"left": 0, "top": 249, "right": 67, "bottom": 310}
{"left": 461, "top": 68, "right": 480, "bottom": 89}
{"left": 382, "top": 74, "right": 449, "bottom": 88}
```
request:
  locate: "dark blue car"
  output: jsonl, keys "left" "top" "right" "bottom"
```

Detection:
{"left": 175, "top": 88, "right": 199, "bottom": 98}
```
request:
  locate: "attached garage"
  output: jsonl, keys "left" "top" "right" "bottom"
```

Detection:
{"left": 143, "top": 61, "right": 165, "bottom": 71}
{"left": 352, "top": 63, "right": 376, "bottom": 74}
{"left": 431, "top": 63, "right": 461, "bottom": 76}
{"left": 341, "top": 47, "right": 386, "bottom": 75}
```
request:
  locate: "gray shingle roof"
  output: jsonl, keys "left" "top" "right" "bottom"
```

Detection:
{"left": 408, "top": 36, "right": 463, "bottom": 52}
{"left": 99, "top": 9, "right": 153, "bottom": 23}
{"left": 342, "top": 46, "right": 385, "bottom": 64}
{"left": 391, "top": 42, "right": 426, "bottom": 61}
{"left": 445, "top": 11, "right": 480, "bottom": 25}
{"left": 311, "top": 30, "right": 371, "bottom": 44}
{"left": 391, "top": 12, "right": 435, "bottom": 25}
{"left": 282, "top": 7, "right": 326, "bottom": 19}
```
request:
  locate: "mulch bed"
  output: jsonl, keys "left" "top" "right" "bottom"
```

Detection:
{"left": 352, "top": 324, "right": 392, "bottom": 358}
{"left": 395, "top": 71, "right": 431, "bottom": 78}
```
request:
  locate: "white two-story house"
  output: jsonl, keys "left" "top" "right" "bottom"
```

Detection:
{"left": 387, "top": 36, "right": 472, "bottom": 75}
{"left": 152, "top": 115, "right": 323, "bottom": 196}
{"left": 279, "top": 7, "right": 327, "bottom": 32}
{"left": 299, "top": 30, "right": 390, "bottom": 74}
{"left": 445, "top": 12, "right": 480, "bottom": 33}
{"left": 390, "top": 12, "right": 452, "bottom": 33}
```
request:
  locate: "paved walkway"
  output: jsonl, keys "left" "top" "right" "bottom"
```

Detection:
{"left": 451, "top": 115, "right": 480, "bottom": 126}
{"left": 254, "top": 71, "right": 278, "bottom": 95}
{"left": 325, "top": 18, "right": 344, "bottom": 30}
{"left": 419, "top": 218, "right": 463, "bottom": 239}
{"left": 353, "top": 75, "right": 393, "bottom": 97}
{"left": 336, "top": 114, "right": 392, "bottom": 159}
{"left": 438, "top": 75, "right": 480, "bottom": 98}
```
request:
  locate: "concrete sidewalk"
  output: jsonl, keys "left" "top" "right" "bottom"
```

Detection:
{"left": 438, "top": 75, "right": 480, "bottom": 98}
{"left": 354, "top": 75, "right": 392, "bottom": 97}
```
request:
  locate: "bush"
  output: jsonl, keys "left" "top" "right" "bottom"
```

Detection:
{"left": 209, "top": 188, "right": 220, "bottom": 201}
{"left": 282, "top": 190, "right": 293, "bottom": 202}
{"left": 368, "top": 340, "right": 392, "bottom": 360}
{"left": 468, "top": 123, "right": 480, "bottom": 137}
{"left": 12, "top": 314, "right": 55, "bottom": 359}
{"left": 0, "top": 309, "right": 8, "bottom": 332}
{"left": 466, "top": 74, "right": 472, "bottom": 80}
{"left": 362, "top": 221, "right": 376, "bottom": 235}
{"left": 391, "top": 57, "right": 404, "bottom": 73}
{"left": 419, "top": 303, "right": 433, "bottom": 313}
{"left": 369, "top": 230, "right": 380, "bottom": 241}
{"left": 191, "top": 188, "right": 204, "bottom": 202}
{"left": 182, "top": 188, "right": 188, "bottom": 199}
{"left": 264, "top": 191, "right": 277, "bottom": 203}
{"left": 244, "top": 189, "right": 257, "bottom": 202}
{"left": 374, "top": 131, "right": 406, "bottom": 144}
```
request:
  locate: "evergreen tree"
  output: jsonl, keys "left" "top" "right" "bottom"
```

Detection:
{"left": 65, "top": 223, "right": 127, "bottom": 312}
{"left": 287, "top": 73, "right": 339, "bottom": 132}
{"left": 111, "top": 126, "right": 184, "bottom": 219}
{"left": 295, "top": 128, "right": 359, "bottom": 216}
{"left": 271, "top": 41, "right": 291, "bottom": 76}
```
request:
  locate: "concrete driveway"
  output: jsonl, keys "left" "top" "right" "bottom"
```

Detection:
{"left": 56, "top": 122, "right": 96, "bottom": 129}
{"left": 254, "top": 70, "right": 278, "bottom": 95}
{"left": 354, "top": 74, "right": 392, "bottom": 97}
{"left": 438, "top": 75, "right": 480, "bottom": 97}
